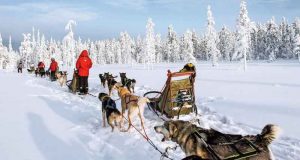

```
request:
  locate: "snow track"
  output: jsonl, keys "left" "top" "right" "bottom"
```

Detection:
{"left": 28, "top": 74, "right": 300, "bottom": 159}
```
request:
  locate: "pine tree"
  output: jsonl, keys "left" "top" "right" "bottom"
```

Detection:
{"left": 218, "top": 26, "right": 235, "bottom": 61}
{"left": 254, "top": 23, "right": 267, "bottom": 60}
{"left": 144, "top": 18, "right": 156, "bottom": 69}
{"left": 293, "top": 31, "right": 300, "bottom": 62}
{"left": 183, "top": 30, "right": 196, "bottom": 64}
{"left": 165, "top": 25, "right": 180, "bottom": 62}
{"left": 233, "top": 0, "right": 252, "bottom": 71}
{"left": 120, "top": 32, "right": 133, "bottom": 64}
{"left": 135, "top": 35, "right": 143, "bottom": 63}
{"left": 0, "top": 33, "right": 4, "bottom": 68}
{"left": 0, "top": 34, "right": 9, "bottom": 69}
{"left": 96, "top": 41, "right": 105, "bottom": 64}
{"left": 89, "top": 42, "right": 97, "bottom": 64}
{"left": 206, "top": 5, "right": 220, "bottom": 66}
{"left": 265, "top": 17, "right": 280, "bottom": 61}
{"left": 197, "top": 34, "right": 208, "bottom": 60}
{"left": 279, "top": 17, "right": 293, "bottom": 59}
{"left": 63, "top": 20, "right": 77, "bottom": 69}
{"left": 155, "top": 34, "right": 163, "bottom": 63}
{"left": 191, "top": 30, "right": 200, "bottom": 62}
{"left": 293, "top": 17, "right": 300, "bottom": 36}
{"left": 19, "top": 33, "right": 32, "bottom": 67}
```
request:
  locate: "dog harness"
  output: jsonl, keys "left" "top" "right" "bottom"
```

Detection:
{"left": 193, "top": 129, "right": 261, "bottom": 160}
{"left": 103, "top": 96, "right": 117, "bottom": 109}
{"left": 124, "top": 94, "right": 138, "bottom": 109}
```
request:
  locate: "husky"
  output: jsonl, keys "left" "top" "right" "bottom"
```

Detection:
{"left": 106, "top": 73, "right": 118, "bottom": 96}
{"left": 119, "top": 72, "right": 136, "bottom": 93}
{"left": 155, "top": 120, "right": 280, "bottom": 159}
{"left": 99, "top": 74, "right": 107, "bottom": 88}
{"left": 98, "top": 93, "right": 122, "bottom": 132}
{"left": 113, "top": 83, "right": 150, "bottom": 131}
{"left": 57, "top": 71, "right": 67, "bottom": 87}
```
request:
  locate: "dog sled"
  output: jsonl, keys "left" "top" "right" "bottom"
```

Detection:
{"left": 66, "top": 70, "right": 79, "bottom": 93}
{"left": 144, "top": 70, "right": 197, "bottom": 118}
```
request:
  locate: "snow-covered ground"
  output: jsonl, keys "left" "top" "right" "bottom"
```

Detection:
{"left": 0, "top": 61, "right": 300, "bottom": 160}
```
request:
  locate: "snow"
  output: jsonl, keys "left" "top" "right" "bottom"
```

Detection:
{"left": 0, "top": 61, "right": 300, "bottom": 160}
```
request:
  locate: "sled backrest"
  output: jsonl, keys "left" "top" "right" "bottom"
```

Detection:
{"left": 159, "top": 70, "right": 195, "bottom": 118}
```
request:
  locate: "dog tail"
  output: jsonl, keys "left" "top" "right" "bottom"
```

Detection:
{"left": 138, "top": 97, "right": 150, "bottom": 104}
{"left": 260, "top": 124, "right": 281, "bottom": 145}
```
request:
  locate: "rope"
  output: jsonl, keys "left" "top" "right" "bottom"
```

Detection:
{"left": 121, "top": 114, "right": 174, "bottom": 160}
{"left": 65, "top": 78, "right": 174, "bottom": 159}
{"left": 87, "top": 92, "right": 97, "bottom": 97}
{"left": 95, "top": 90, "right": 170, "bottom": 159}
{"left": 87, "top": 92, "right": 121, "bottom": 101}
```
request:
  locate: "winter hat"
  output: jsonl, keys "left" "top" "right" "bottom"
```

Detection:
{"left": 80, "top": 50, "right": 89, "bottom": 57}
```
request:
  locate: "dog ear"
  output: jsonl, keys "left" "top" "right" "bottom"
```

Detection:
{"left": 168, "top": 122, "right": 178, "bottom": 137}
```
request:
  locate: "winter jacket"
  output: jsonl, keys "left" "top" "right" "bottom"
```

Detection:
{"left": 76, "top": 50, "right": 92, "bottom": 77}
{"left": 49, "top": 60, "right": 58, "bottom": 72}
{"left": 17, "top": 63, "right": 23, "bottom": 69}
{"left": 38, "top": 62, "right": 45, "bottom": 69}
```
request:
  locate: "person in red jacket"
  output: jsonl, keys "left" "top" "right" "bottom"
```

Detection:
{"left": 37, "top": 61, "right": 46, "bottom": 77}
{"left": 49, "top": 58, "right": 59, "bottom": 81}
{"left": 76, "top": 50, "right": 92, "bottom": 95}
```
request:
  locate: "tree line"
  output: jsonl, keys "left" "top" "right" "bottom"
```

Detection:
{"left": 0, "top": 1, "right": 299, "bottom": 70}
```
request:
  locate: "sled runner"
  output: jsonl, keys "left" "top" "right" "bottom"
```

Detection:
{"left": 66, "top": 70, "right": 79, "bottom": 93}
{"left": 144, "top": 69, "right": 197, "bottom": 118}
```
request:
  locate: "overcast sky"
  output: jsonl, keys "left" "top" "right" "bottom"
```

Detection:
{"left": 0, "top": 0, "right": 299, "bottom": 44}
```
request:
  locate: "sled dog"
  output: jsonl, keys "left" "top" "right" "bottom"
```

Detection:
{"left": 98, "top": 93, "right": 122, "bottom": 132}
{"left": 119, "top": 72, "right": 136, "bottom": 93}
{"left": 99, "top": 74, "right": 107, "bottom": 88}
{"left": 113, "top": 83, "right": 150, "bottom": 131}
{"left": 106, "top": 73, "right": 118, "bottom": 96}
{"left": 155, "top": 120, "right": 280, "bottom": 159}
{"left": 35, "top": 68, "right": 46, "bottom": 78}
{"left": 56, "top": 71, "right": 67, "bottom": 87}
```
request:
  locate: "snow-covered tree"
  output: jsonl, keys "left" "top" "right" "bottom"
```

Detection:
{"left": 253, "top": 23, "right": 267, "bottom": 60}
{"left": 120, "top": 32, "right": 133, "bottom": 64}
{"left": 293, "top": 32, "right": 300, "bottom": 62}
{"left": 0, "top": 34, "right": 6, "bottom": 68}
{"left": 183, "top": 30, "right": 196, "bottom": 64}
{"left": 196, "top": 34, "right": 207, "bottom": 60}
{"left": 3, "top": 14, "right": 300, "bottom": 70}
{"left": 6, "top": 36, "right": 19, "bottom": 70}
{"left": 155, "top": 34, "right": 163, "bottom": 63}
{"left": 278, "top": 17, "right": 293, "bottom": 59}
{"left": 218, "top": 26, "right": 235, "bottom": 61}
{"left": 19, "top": 33, "right": 32, "bottom": 67}
{"left": 134, "top": 35, "right": 143, "bottom": 63}
{"left": 63, "top": 20, "right": 77, "bottom": 69}
{"left": 293, "top": 17, "right": 300, "bottom": 36}
{"left": 233, "top": 0, "right": 252, "bottom": 71}
{"left": 191, "top": 30, "right": 201, "bottom": 61}
{"left": 206, "top": 5, "right": 220, "bottom": 66}
{"left": 165, "top": 25, "right": 180, "bottom": 62}
{"left": 0, "top": 35, "right": 18, "bottom": 70}
{"left": 89, "top": 42, "right": 97, "bottom": 63}
{"left": 265, "top": 17, "right": 280, "bottom": 61}
{"left": 144, "top": 18, "right": 156, "bottom": 69}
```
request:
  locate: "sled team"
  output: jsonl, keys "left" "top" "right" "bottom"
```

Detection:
{"left": 17, "top": 50, "right": 280, "bottom": 160}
